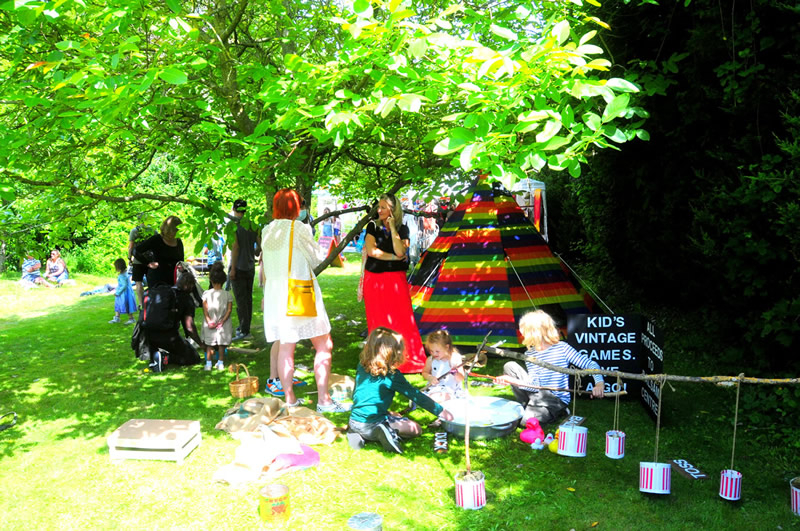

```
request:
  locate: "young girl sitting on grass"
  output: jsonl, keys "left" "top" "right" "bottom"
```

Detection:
{"left": 347, "top": 327, "right": 454, "bottom": 454}
{"left": 421, "top": 329, "right": 465, "bottom": 403}
{"left": 495, "top": 310, "right": 604, "bottom": 425}
{"left": 110, "top": 258, "right": 137, "bottom": 325}
{"left": 202, "top": 267, "right": 233, "bottom": 371}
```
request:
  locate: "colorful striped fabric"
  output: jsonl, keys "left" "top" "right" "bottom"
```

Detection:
{"left": 408, "top": 174, "right": 596, "bottom": 349}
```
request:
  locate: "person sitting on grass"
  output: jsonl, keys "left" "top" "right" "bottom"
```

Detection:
{"left": 44, "top": 249, "right": 73, "bottom": 285}
{"left": 347, "top": 327, "right": 454, "bottom": 454}
{"left": 421, "top": 329, "right": 465, "bottom": 404}
{"left": 495, "top": 310, "right": 604, "bottom": 425}
{"left": 141, "top": 273, "right": 205, "bottom": 371}
{"left": 20, "top": 253, "right": 54, "bottom": 288}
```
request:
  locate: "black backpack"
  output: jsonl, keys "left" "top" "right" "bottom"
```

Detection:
{"left": 142, "top": 284, "right": 178, "bottom": 331}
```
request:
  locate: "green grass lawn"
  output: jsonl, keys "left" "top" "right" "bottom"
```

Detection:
{"left": 1, "top": 261, "right": 798, "bottom": 530}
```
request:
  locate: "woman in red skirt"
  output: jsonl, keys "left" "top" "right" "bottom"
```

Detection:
{"left": 362, "top": 193, "right": 426, "bottom": 373}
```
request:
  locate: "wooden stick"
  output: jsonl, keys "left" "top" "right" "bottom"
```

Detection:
{"left": 485, "top": 346, "right": 800, "bottom": 386}
{"left": 469, "top": 372, "right": 627, "bottom": 397}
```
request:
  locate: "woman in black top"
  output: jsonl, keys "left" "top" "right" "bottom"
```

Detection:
{"left": 362, "top": 193, "right": 426, "bottom": 373}
{"left": 134, "top": 215, "right": 185, "bottom": 287}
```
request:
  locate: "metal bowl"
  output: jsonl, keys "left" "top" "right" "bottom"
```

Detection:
{"left": 441, "top": 396, "right": 524, "bottom": 440}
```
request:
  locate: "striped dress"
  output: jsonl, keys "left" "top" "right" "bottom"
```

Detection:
{"left": 523, "top": 342, "right": 604, "bottom": 404}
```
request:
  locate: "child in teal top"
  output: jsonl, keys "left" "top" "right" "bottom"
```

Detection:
{"left": 348, "top": 327, "right": 453, "bottom": 453}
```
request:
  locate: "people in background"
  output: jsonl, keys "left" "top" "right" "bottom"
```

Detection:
{"left": 134, "top": 215, "right": 184, "bottom": 288}
{"left": 229, "top": 199, "right": 261, "bottom": 342}
{"left": 44, "top": 249, "right": 71, "bottom": 285}
{"left": 202, "top": 267, "right": 233, "bottom": 371}
{"left": 128, "top": 214, "right": 157, "bottom": 308}
{"left": 110, "top": 258, "right": 137, "bottom": 325}
{"left": 20, "top": 253, "right": 54, "bottom": 288}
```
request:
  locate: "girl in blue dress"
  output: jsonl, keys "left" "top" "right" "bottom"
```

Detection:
{"left": 110, "top": 258, "right": 137, "bottom": 324}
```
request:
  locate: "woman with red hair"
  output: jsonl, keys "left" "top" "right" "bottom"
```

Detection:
{"left": 260, "top": 189, "right": 350, "bottom": 412}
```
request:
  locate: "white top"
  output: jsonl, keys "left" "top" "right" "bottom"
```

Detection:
{"left": 261, "top": 219, "right": 331, "bottom": 343}
{"left": 426, "top": 358, "right": 465, "bottom": 398}
{"left": 202, "top": 288, "right": 234, "bottom": 346}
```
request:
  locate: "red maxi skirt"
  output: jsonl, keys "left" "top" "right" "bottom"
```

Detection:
{"left": 363, "top": 269, "right": 426, "bottom": 373}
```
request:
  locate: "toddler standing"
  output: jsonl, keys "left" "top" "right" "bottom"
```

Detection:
{"left": 110, "top": 258, "right": 137, "bottom": 324}
{"left": 421, "top": 329, "right": 465, "bottom": 403}
{"left": 202, "top": 268, "right": 233, "bottom": 370}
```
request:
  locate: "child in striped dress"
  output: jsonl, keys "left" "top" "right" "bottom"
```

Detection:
{"left": 496, "top": 310, "right": 604, "bottom": 425}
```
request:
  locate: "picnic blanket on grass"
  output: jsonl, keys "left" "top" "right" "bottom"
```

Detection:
{"left": 213, "top": 397, "right": 337, "bottom": 485}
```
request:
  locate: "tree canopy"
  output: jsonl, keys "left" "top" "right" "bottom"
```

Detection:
{"left": 1, "top": 0, "right": 646, "bottom": 256}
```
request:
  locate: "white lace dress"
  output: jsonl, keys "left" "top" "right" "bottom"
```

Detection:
{"left": 261, "top": 219, "right": 331, "bottom": 343}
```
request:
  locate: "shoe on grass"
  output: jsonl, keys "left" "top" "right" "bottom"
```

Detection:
{"left": 375, "top": 422, "right": 403, "bottom": 454}
{"left": 108, "top": 317, "right": 120, "bottom": 324}
{"left": 215, "top": 360, "right": 224, "bottom": 370}
{"left": 125, "top": 318, "right": 136, "bottom": 325}
{"left": 204, "top": 360, "right": 212, "bottom": 371}
{"left": 316, "top": 400, "right": 352, "bottom": 414}
{"left": 231, "top": 331, "right": 250, "bottom": 342}
{"left": 265, "top": 379, "right": 285, "bottom": 397}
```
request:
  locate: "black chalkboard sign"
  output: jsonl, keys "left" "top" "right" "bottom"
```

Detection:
{"left": 566, "top": 314, "right": 664, "bottom": 421}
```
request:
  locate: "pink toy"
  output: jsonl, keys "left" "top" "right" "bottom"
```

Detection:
{"left": 520, "top": 418, "right": 545, "bottom": 445}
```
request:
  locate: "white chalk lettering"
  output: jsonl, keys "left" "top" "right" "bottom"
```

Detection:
{"left": 585, "top": 316, "right": 626, "bottom": 328}
{"left": 574, "top": 332, "right": 637, "bottom": 344}
{"left": 641, "top": 334, "right": 663, "bottom": 361}
{"left": 641, "top": 387, "right": 659, "bottom": 415}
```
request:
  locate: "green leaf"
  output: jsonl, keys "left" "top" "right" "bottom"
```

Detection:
{"left": 551, "top": 20, "right": 570, "bottom": 45}
{"left": 536, "top": 120, "right": 561, "bottom": 143}
{"left": 583, "top": 112, "right": 601, "bottom": 131}
{"left": 602, "top": 93, "right": 630, "bottom": 123}
{"left": 460, "top": 143, "right": 477, "bottom": 171}
{"left": 165, "top": 0, "right": 181, "bottom": 14}
{"left": 490, "top": 24, "right": 517, "bottom": 41}
{"left": 636, "top": 129, "right": 651, "bottom": 141}
{"left": 159, "top": 67, "right": 187, "bottom": 85}
{"left": 605, "top": 78, "right": 640, "bottom": 93}
{"left": 353, "top": 0, "right": 371, "bottom": 16}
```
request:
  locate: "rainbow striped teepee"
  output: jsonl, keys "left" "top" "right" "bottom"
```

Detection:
{"left": 408, "top": 174, "right": 596, "bottom": 350}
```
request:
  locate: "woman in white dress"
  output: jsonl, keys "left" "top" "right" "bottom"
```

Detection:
{"left": 261, "top": 188, "right": 350, "bottom": 413}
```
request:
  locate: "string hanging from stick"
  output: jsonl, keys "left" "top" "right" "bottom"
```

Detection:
{"left": 653, "top": 375, "right": 667, "bottom": 463}
{"left": 572, "top": 374, "right": 582, "bottom": 419}
{"left": 613, "top": 374, "right": 622, "bottom": 433}
{"left": 730, "top": 373, "right": 743, "bottom": 471}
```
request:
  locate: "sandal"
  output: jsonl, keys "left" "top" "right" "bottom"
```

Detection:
{"left": 0, "top": 412, "right": 17, "bottom": 432}
{"left": 433, "top": 432, "right": 448, "bottom": 453}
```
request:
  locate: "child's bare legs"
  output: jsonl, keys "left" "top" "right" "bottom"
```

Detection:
{"left": 269, "top": 341, "right": 279, "bottom": 379}
{"left": 205, "top": 345, "right": 214, "bottom": 370}
{"left": 388, "top": 417, "right": 422, "bottom": 439}
{"left": 277, "top": 341, "right": 298, "bottom": 404}
{"left": 310, "top": 333, "right": 333, "bottom": 405}
{"left": 215, "top": 345, "right": 226, "bottom": 369}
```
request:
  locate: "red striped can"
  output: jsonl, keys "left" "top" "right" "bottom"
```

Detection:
{"left": 791, "top": 477, "right": 800, "bottom": 516}
{"left": 719, "top": 469, "right": 742, "bottom": 501}
{"left": 639, "top": 462, "right": 671, "bottom": 494}
{"left": 455, "top": 471, "right": 486, "bottom": 510}
{"left": 557, "top": 425, "right": 588, "bottom": 457}
{"left": 605, "top": 430, "right": 626, "bottom": 459}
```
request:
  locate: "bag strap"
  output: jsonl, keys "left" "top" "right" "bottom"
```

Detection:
{"left": 288, "top": 220, "right": 295, "bottom": 273}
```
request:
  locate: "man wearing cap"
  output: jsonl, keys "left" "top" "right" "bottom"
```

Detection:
{"left": 229, "top": 199, "right": 261, "bottom": 341}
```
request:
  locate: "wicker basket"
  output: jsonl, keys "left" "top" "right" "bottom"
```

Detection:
{"left": 229, "top": 363, "right": 259, "bottom": 399}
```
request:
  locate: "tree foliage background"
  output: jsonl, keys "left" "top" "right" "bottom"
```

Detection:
{"left": 1, "top": 0, "right": 798, "bottom": 384}
{"left": 542, "top": 0, "right": 799, "bottom": 377}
